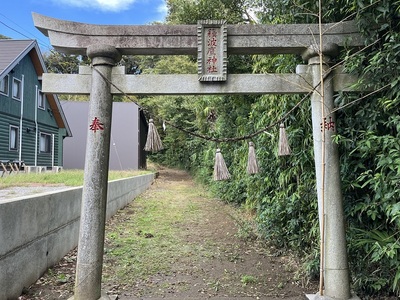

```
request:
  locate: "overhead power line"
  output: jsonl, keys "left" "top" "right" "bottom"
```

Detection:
{"left": 0, "top": 13, "right": 52, "bottom": 51}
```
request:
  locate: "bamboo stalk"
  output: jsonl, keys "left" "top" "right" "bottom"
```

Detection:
{"left": 318, "top": 0, "right": 326, "bottom": 295}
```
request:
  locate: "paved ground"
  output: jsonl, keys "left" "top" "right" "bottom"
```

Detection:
{"left": 0, "top": 185, "right": 70, "bottom": 200}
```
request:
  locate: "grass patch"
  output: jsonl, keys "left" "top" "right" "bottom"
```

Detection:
{"left": 0, "top": 169, "right": 151, "bottom": 189}
{"left": 103, "top": 180, "right": 213, "bottom": 284}
{"left": 240, "top": 274, "right": 258, "bottom": 286}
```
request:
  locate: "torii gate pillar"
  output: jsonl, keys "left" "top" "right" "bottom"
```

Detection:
{"left": 72, "top": 45, "right": 121, "bottom": 300}
{"left": 304, "top": 45, "right": 357, "bottom": 300}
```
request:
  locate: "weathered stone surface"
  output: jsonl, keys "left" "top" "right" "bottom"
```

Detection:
{"left": 32, "top": 13, "right": 364, "bottom": 56}
{"left": 302, "top": 43, "right": 340, "bottom": 62}
{"left": 87, "top": 44, "right": 122, "bottom": 65}
{"left": 73, "top": 45, "right": 120, "bottom": 300}
{"left": 309, "top": 57, "right": 351, "bottom": 299}
{"left": 306, "top": 293, "right": 361, "bottom": 300}
{"left": 197, "top": 20, "right": 228, "bottom": 81}
{"left": 41, "top": 71, "right": 358, "bottom": 95}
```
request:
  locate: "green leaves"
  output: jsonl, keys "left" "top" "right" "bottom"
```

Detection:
{"left": 140, "top": 0, "right": 400, "bottom": 297}
{"left": 352, "top": 228, "right": 400, "bottom": 293}
{"left": 166, "top": 0, "right": 247, "bottom": 24}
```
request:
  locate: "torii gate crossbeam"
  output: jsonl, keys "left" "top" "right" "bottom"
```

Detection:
{"left": 33, "top": 12, "right": 363, "bottom": 56}
{"left": 32, "top": 13, "right": 363, "bottom": 300}
{"left": 42, "top": 66, "right": 358, "bottom": 95}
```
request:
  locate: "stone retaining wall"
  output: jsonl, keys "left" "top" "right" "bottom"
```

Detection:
{"left": 0, "top": 173, "right": 154, "bottom": 300}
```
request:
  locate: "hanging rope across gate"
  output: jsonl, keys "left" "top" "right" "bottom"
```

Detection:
{"left": 91, "top": 65, "right": 324, "bottom": 180}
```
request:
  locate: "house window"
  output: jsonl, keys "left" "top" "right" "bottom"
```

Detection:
{"left": 40, "top": 132, "right": 51, "bottom": 153}
{"left": 38, "top": 91, "right": 45, "bottom": 109}
{"left": 0, "top": 75, "right": 9, "bottom": 95}
{"left": 9, "top": 125, "right": 19, "bottom": 151}
{"left": 12, "top": 78, "right": 22, "bottom": 100}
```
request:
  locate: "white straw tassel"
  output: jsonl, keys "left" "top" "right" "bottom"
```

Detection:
{"left": 213, "top": 148, "right": 231, "bottom": 181}
{"left": 247, "top": 142, "right": 259, "bottom": 174}
{"left": 144, "top": 119, "right": 163, "bottom": 152}
{"left": 278, "top": 123, "right": 291, "bottom": 156}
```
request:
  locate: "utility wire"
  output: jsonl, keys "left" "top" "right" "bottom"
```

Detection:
{"left": 0, "top": 20, "right": 33, "bottom": 40}
{"left": 0, "top": 14, "right": 52, "bottom": 51}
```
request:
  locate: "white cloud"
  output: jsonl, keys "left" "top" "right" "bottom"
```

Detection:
{"left": 56, "top": 0, "right": 137, "bottom": 12}
{"left": 157, "top": 2, "right": 167, "bottom": 15}
{"left": 156, "top": 2, "right": 168, "bottom": 21}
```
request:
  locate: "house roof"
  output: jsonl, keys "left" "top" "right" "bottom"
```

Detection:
{"left": 0, "top": 40, "right": 34, "bottom": 75}
{"left": 0, "top": 39, "right": 72, "bottom": 137}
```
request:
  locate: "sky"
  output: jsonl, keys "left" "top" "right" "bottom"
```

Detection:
{"left": 0, "top": 0, "right": 168, "bottom": 52}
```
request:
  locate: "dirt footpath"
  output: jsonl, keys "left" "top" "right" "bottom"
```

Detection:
{"left": 23, "top": 168, "right": 317, "bottom": 299}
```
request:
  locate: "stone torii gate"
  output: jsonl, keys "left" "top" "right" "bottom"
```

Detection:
{"left": 33, "top": 13, "right": 364, "bottom": 300}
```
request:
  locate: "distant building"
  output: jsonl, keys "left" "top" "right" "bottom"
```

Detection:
{"left": 61, "top": 101, "right": 147, "bottom": 170}
{"left": 0, "top": 40, "right": 71, "bottom": 171}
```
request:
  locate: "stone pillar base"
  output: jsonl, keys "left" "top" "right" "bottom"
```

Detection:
{"left": 68, "top": 291, "right": 113, "bottom": 300}
{"left": 306, "top": 292, "right": 360, "bottom": 300}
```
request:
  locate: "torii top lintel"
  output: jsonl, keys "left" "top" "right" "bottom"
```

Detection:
{"left": 32, "top": 12, "right": 364, "bottom": 57}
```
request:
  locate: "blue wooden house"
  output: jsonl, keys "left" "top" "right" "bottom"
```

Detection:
{"left": 0, "top": 40, "right": 71, "bottom": 173}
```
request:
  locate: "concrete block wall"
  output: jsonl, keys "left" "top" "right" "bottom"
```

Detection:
{"left": 0, "top": 173, "right": 154, "bottom": 300}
